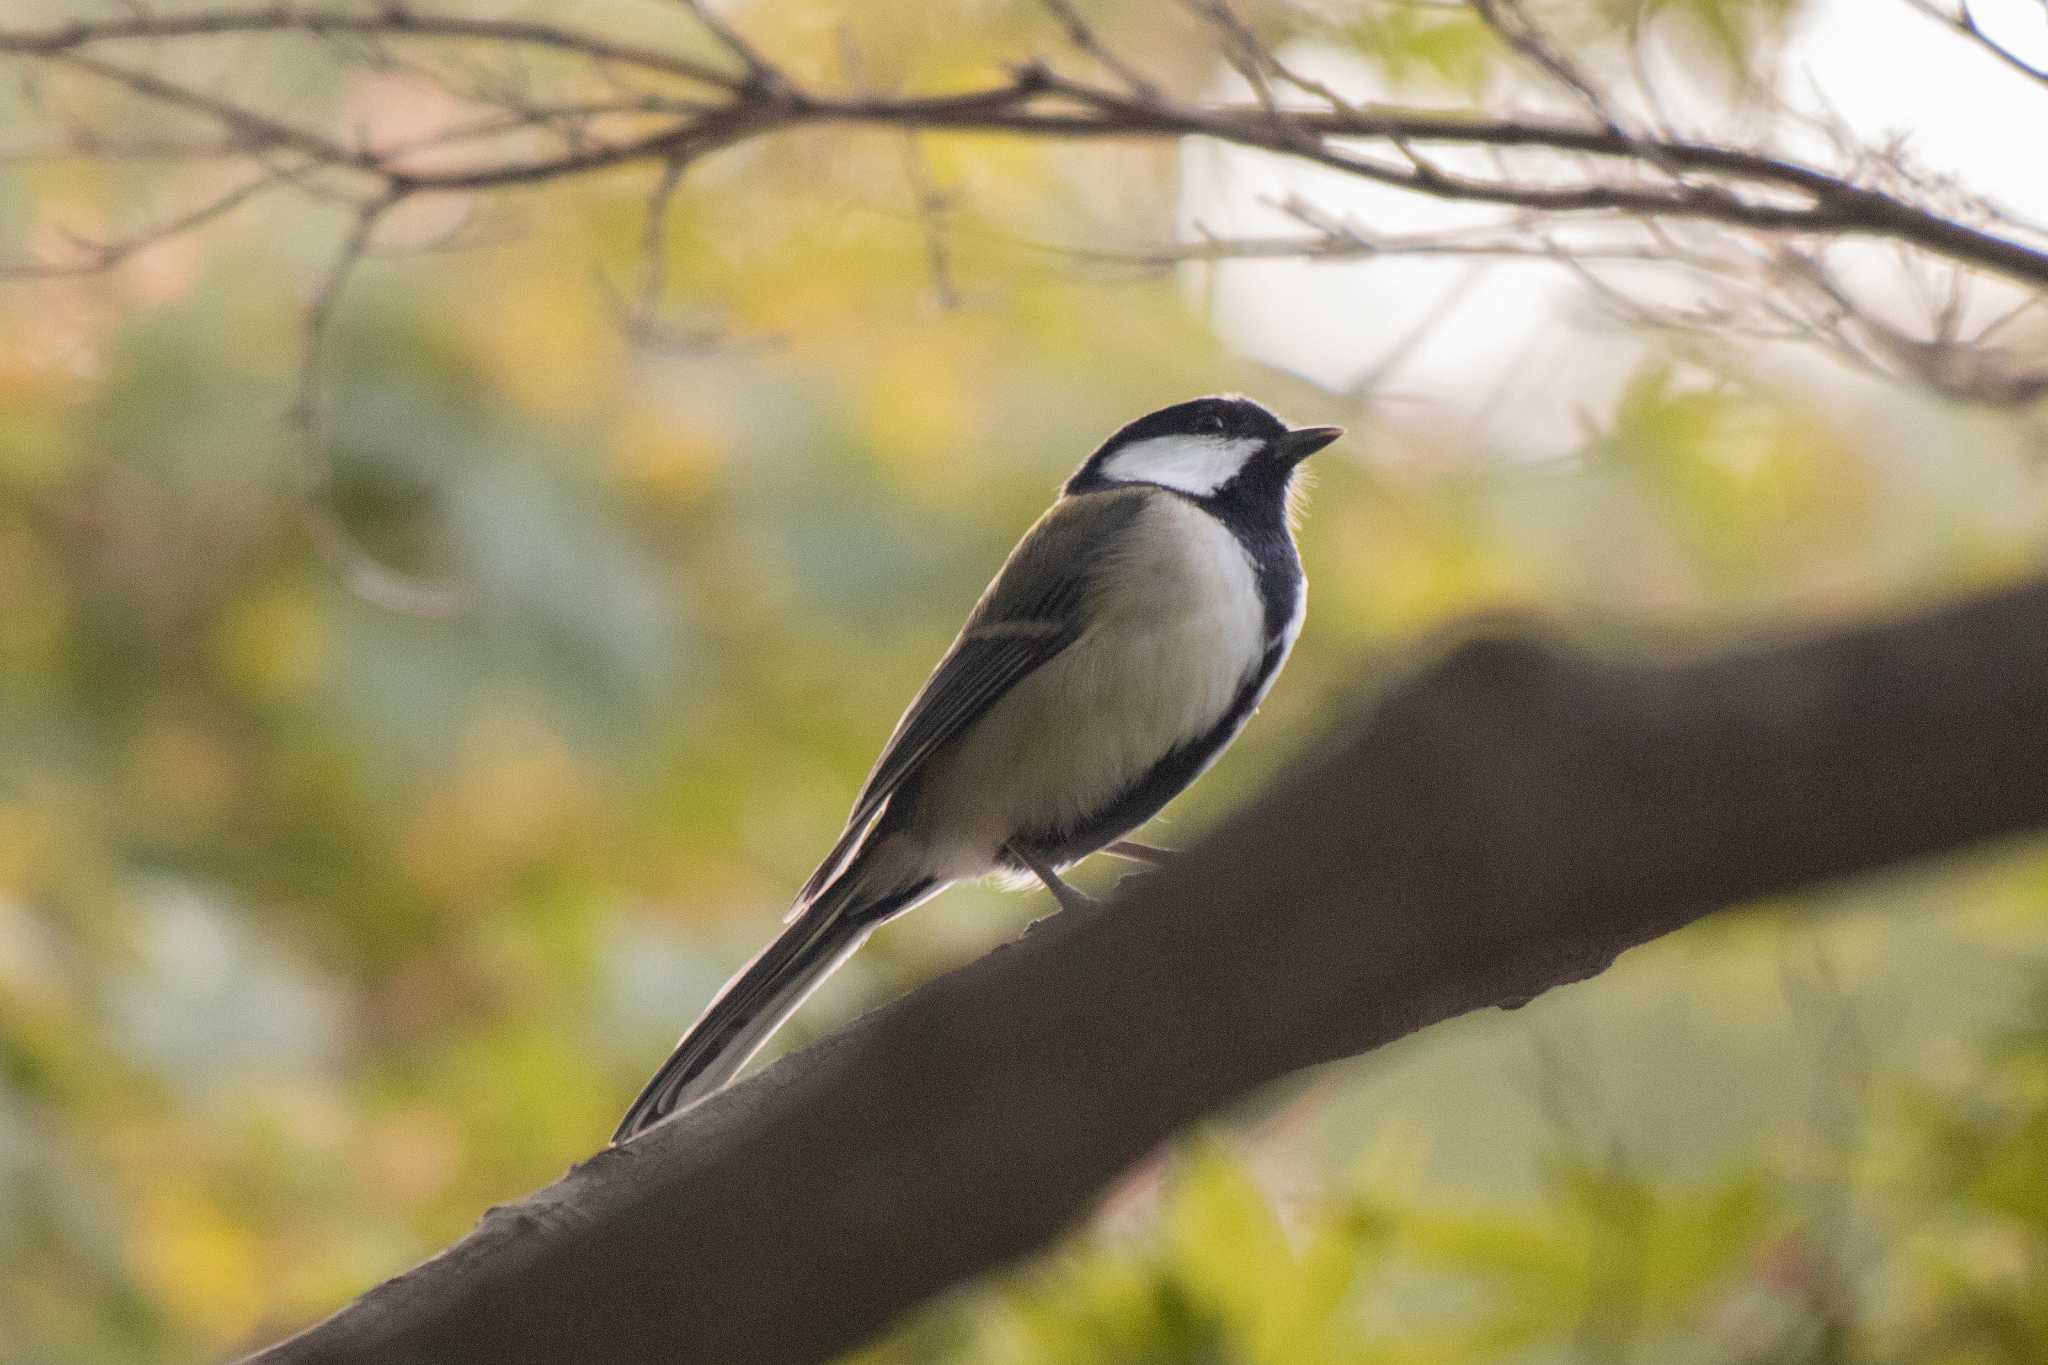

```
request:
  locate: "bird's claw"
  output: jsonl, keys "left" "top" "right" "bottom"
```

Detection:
{"left": 1046, "top": 881, "right": 1098, "bottom": 914}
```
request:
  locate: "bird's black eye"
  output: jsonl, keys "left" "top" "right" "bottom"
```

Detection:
{"left": 1197, "top": 413, "right": 1226, "bottom": 435}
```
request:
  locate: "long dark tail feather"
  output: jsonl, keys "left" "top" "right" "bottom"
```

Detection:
{"left": 612, "top": 875, "right": 933, "bottom": 1143}
{"left": 795, "top": 808, "right": 881, "bottom": 913}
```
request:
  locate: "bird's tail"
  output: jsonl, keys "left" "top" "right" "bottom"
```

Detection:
{"left": 612, "top": 874, "right": 933, "bottom": 1143}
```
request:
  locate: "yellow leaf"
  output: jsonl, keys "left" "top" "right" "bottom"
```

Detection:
{"left": 212, "top": 582, "right": 330, "bottom": 703}
{"left": 133, "top": 1182, "right": 265, "bottom": 1347}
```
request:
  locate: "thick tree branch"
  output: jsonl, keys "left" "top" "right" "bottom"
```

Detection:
{"left": 245, "top": 573, "right": 2048, "bottom": 1365}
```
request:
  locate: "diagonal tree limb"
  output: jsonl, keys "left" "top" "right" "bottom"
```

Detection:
{"left": 244, "top": 571, "right": 2048, "bottom": 1365}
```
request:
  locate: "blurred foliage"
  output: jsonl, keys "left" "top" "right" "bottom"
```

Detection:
{"left": 0, "top": 1, "right": 2044, "bottom": 1363}
{"left": 860, "top": 984, "right": 2048, "bottom": 1364}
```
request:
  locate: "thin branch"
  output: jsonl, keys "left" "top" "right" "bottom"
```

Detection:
{"left": 1470, "top": 0, "right": 1618, "bottom": 127}
{"left": 671, "top": 0, "right": 786, "bottom": 92}
{"left": 639, "top": 155, "right": 690, "bottom": 326}
{"left": 0, "top": 8, "right": 739, "bottom": 90}
{"left": 0, "top": 168, "right": 290, "bottom": 278}
{"left": 1034, "top": 220, "right": 1662, "bottom": 267}
{"left": 0, "top": 132, "right": 251, "bottom": 163}
{"left": 1181, "top": 0, "right": 1287, "bottom": 119}
{"left": 1774, "top": 248, "right": 2048, "bottom": 406}
{"left": 1900, "top": 0, "right": 2048, "bottom": 89}
{"left": 47, "top": 49, "right": 370, "bottom": 171}
{"left": 1621, "top": 0, "right": 1683, "bottom": 141}
{"left": 900, "top": 133, "right": 962, "bottom": 310}
{"left": 1343, "top": 256, "right": 1495, "bottom": 402}
{"left": 1036, "top": 0, "right": 1159, "bottom": 98}
{"left": 374, "top": 98, "right": 781, "bottom": 192}
{"left": 611, "top": 153, "right": 723, "bottom": 353}
{"left": 291, "top": 194, "right": 469, "bottom": 618}
{"left": 1971, "top": 287, "right": 2048, "bottom": 348}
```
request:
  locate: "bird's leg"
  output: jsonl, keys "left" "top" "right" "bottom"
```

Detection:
{"left": 1007, "top": 843, "right": 1097, "bottom": 913}
{"left": 1104, "top": 840, "right": 1176, "bottom": 866}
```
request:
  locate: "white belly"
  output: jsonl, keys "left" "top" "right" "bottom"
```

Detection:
{"left": 908, "top": 496, "right": 1273, "bottom": 877}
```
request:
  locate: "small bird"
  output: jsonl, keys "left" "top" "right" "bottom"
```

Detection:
{"left": 613, "top": 395, "right": 1340, "bottom": 1141}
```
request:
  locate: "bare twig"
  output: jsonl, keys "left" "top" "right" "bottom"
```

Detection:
{"left": 622, "top": 154, "right": 690, "bottom": 344}
{"left": 1343, "top": 257, "right": 1495, "bottom": 402}
{"left": 0, "top": 8, "right": 739, "bottom": 90}
{"left": 1901, "top": 0, "right": 2048, "bottom": 89}
{"left": 1470, "top": 0, "right": 1618, "bottom": 126}
{"left": 0, "top": 132, "right": 251, "bottom": 163}
{"left": 1181, "top": 0, "right": 1286, "bottom": 115}
{"left": 0, "top": 168, "right": 291, "bottom": 278}
{"left": 1774, "top": 248, "right": 2048, "bottom": 405}
{"left": 291, "top": 193, "right": 469, "bottom": 617}
{"left": 1037, "top": 0, "right": 1159, "bottom": 98}
{"left": 48, "top": 49, "right": 370, "bottom": 171}
{"left": 1469, "top": 0, "right": 1692, "bottom": 186}
{"left": 671, "top": 0, "right": 787, "bottom": 92}
{"left": 900, "top": 134, "right": 962, "bottom": 310}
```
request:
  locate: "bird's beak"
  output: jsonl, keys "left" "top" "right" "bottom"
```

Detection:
{"left": 1279, "top": 425, "right": 1344, "bottom": 464}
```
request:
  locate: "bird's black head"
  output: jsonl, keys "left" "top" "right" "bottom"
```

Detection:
{"left": 1065, "top": 395, "right": 1342, "bottom": 508}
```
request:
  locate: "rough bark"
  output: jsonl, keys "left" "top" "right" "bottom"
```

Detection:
{"left": 245, "top": 576, "right": 2048, "bottom": 1365}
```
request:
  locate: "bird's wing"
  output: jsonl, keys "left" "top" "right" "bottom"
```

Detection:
{"left": 794, "top": 489, "right": 1151, "bottom": 909}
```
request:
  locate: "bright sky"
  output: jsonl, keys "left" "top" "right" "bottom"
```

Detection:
{"left": 1184, "top": 0, "right": 2048, "bottom": 455}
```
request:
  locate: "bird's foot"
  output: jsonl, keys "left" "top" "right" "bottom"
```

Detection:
{"left": 1007, "top": 843, "right": 1099, "bottom": 914}
{"left": 1041, "top": 872, "right": 1098, "bottom": 914}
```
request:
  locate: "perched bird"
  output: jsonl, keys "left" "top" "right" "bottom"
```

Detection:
{"left": 613, "top": 395, "right": 1340, "bottom": 1142}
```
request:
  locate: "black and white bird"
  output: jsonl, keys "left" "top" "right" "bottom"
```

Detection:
{"left": 613, "top": 395, "right": 1340, "bottom": 1142}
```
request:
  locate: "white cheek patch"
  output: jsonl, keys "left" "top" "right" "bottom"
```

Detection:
{"left": 1098, "top": 435, "right": 1260, "bottom": 496}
